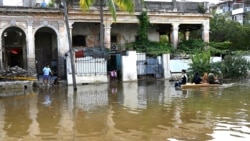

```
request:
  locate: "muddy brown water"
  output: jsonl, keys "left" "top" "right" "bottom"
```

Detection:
{"left": 0, "top": 80, "right": 250, "bottom": 141}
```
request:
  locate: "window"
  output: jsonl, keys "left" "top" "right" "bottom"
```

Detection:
{"left": 111, "top": 35, "right": 117, "bottom": 43}
{"left": 135, "top": 35, "right": 140, "bottom": 41}
{"left": 72, "top": 35, "right": 86, "bottom": 47}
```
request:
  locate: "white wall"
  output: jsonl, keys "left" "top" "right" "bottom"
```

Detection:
{"left": 66, "top": 56, "right": 108, "bottom": 85}
{"left": 121, "top": 51, "right": 138, "bottom": 82}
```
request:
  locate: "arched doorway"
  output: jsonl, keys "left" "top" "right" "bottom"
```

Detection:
{"left": 1, "top": 27, "right": 26, "bottom": 69}
{"left": 35, "top": 27, "right": 58, "bottom": 76}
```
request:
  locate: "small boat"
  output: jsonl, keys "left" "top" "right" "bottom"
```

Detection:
{"left": 181, "top": 83, "right": 221, "bottom": 89}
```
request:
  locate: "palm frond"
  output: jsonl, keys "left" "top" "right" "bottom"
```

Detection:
{"left": 114, "top": 0, "right": 134, "bottom": 13}
{"left": 79, "top": 0, "right": 143, "bottom": 21}
{"left": 79, "top": 0, "right": 95, "bottom": 10}
{"left": 108, "top": 0, "right": 117, "bottom": 21}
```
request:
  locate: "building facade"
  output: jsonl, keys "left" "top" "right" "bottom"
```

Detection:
{"left": 212, "top": 0, "right": 250, "bottom": 24}
{"left": 0, "top": 0, "right": 211, "bottom": 79}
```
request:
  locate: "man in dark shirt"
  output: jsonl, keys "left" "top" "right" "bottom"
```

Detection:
{"left": 192, "top": 72, "right": 202, "bottom": 84}
{"left": 175, "top": 69, "right": 187, "bottom": 88}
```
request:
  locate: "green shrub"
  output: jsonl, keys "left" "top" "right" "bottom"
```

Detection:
{"left": 127, "top": 41, "right": 172, "bottom": 57}
{"left": 218, "top": 55, "right": 250, "bottom": 79}
{"left": 188, "top": 51, "right": 211, "bottom": 77}
{"left": 197, "top": 3, "right": 207, "bottom": 14}
{"left": 177, "top": 39, "right": 206, "bottom": 54}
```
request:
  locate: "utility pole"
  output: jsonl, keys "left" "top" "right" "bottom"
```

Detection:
{"left": 62, "top": 1, "right": 77, "bottom": 91}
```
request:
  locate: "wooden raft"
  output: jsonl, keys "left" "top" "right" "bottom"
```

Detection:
{"left": 181, "top": 83, "right": 220, "bottom": 89}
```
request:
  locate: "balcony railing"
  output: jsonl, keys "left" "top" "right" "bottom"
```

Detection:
{"left": 0, "top": 0, "right": 209, "bottom": 14}
{"left": 68, "top": 0, "right": 208, "bottom": 13}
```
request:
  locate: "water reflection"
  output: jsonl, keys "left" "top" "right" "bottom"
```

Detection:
{"left": 0, "top": 81, "right": 250, "bottom": 140}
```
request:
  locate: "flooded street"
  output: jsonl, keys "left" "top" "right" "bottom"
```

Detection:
{"left": 1, "top": 80, "right": 250, "bottom": 141}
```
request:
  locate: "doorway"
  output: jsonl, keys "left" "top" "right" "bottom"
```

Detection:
{"left": 2, "top": 27, "right": 26, "bottom": 69}
{"left": 6, "top": 48, "right": 23, "bottom": 67}
{"left": 35, "top": 27, "right": 58, "bottom": 76}
{"left": 107, "top": 53, "right": 121, "bottom": 80}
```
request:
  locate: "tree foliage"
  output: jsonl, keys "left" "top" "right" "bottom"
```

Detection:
{"left": 137, "top": 11, "right": 150, "bottom": 42}
{"left": 210, "top": 12, "right": 250, "bottom": 51}
{"left": 177, "top": 39, "right": 206, "bottom": 53}
{"left": 181, "top": 12, "right": 250, "bottom": 80}
{"left": 197, "top": 3, "right": 207, "bottom": 14}
{"left": 212, "top": 55, "right": 250, "bottom": 79}
{"left": 188, "top": 51, "right": 211, "bottom": 76}
{"left": 79, "top": 0, "right": 140, "bottom": 21}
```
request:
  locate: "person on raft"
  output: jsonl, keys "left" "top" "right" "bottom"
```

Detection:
{"left": 192, "top": 72, "right": 202, "bottom": 84}
{"left": 175, "top": 69, "right": 187, "bottom": 88}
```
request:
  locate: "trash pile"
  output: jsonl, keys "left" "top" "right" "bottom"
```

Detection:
{"left": 0, "top": 66, "right": 37, "bottom": 81}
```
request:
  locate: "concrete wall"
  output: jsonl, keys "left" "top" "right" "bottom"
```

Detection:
{"left": 66, "top": 55, "right": 108, "bottom": 85}
{"left": 67, "top": 52, "right": 225, "bottom": 84}
{"left": 111, "top": 24, "right": 159, "bottom": 44}
{"left": 111, "top": 24, "right": 138, "bottom": 44}
{"left": 121, "top": 51, "right": 138, "bottom": 82}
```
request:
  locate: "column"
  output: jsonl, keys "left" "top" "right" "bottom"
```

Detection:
{"left": 185, "top": 30, "right": 190, "bottom": 41}
{"left": 69, "top": 22, "right": 73, "bottom": 43}
{"left": 0, "top": 25, "right": 3, "bottom": 69}
{"left": 202, "top": 20, "right": 210, "bottom": 43}
{"left": 171, "top": 23, "right": 179, "bottom": 49}
{"left": 104, "top": 22, "right": 112, "bottom": 49}
{"left": 162, "top": 54, "right": 171, "bottom": 79}
{"left": 58, "top": 21, "right": 73, "bottom": 78}
{"left": 27, "top": 21, "right": 36, "bottom": 73}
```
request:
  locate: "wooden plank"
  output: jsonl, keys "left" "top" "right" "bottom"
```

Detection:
{"left": 0, "top": 76, "right": 37, "bottom": 81}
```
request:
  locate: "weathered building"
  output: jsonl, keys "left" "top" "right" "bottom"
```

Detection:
{"left": 0, "top": 0, "right": 211, "bottom": 79}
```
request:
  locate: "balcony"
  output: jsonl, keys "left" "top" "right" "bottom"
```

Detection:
{"left": 0, "top": 0, "right": 208, "bottom": 14}
{"left": 232, "top": 7, "right": 244, "bottom": 15}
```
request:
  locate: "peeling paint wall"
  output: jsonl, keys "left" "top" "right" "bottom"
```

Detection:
{"left": 72, "top": 23, "right": 100, "bottom": 47}
{"left": 72, "top": 23, "right": 160, "bottom": 48}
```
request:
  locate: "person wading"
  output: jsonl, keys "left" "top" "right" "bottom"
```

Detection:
{"left": 42, "top": 64, "right": 53, "bottom": 86}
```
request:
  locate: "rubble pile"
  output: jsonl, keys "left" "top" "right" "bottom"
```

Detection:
{"left": 0, "top": 66, "right": 37, "bottom": 81}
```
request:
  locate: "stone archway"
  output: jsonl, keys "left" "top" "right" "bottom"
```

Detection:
{"left": 35, "top": 27, "right": 58, "bottom": 76}
{"left": 1, "top": 27, "right": 26, "bottom": 69}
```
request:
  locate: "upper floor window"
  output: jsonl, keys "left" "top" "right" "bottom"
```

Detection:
{"left": 72, "top": 35, "right": 86, "bottom": 47}
{"left": 3, "top": 0, "right": 23, "bottom": 6}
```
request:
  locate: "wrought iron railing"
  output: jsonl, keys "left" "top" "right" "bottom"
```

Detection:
{"left": 75, "top": 56, "right": 107, "bottom": 75}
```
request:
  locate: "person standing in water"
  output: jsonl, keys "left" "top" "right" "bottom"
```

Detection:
{"left": 42, "top": 64, "right": 53, "bottom": 85}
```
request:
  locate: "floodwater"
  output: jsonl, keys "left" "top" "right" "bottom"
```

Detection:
{"left": 0, "top": 80, "right": 250, "bottom": 141}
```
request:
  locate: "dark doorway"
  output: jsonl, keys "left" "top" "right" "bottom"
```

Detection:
{"left": 35, "top": 28, "right": 58, "bottom": 75}
{"left": 107, "top": 53, "right": 121, "bottom": 80}
{"left": 6, "top": 48, "right": 23, "bottom": 67}
{"left": 2, "top": 27, "right": 26, "bottom": 69}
